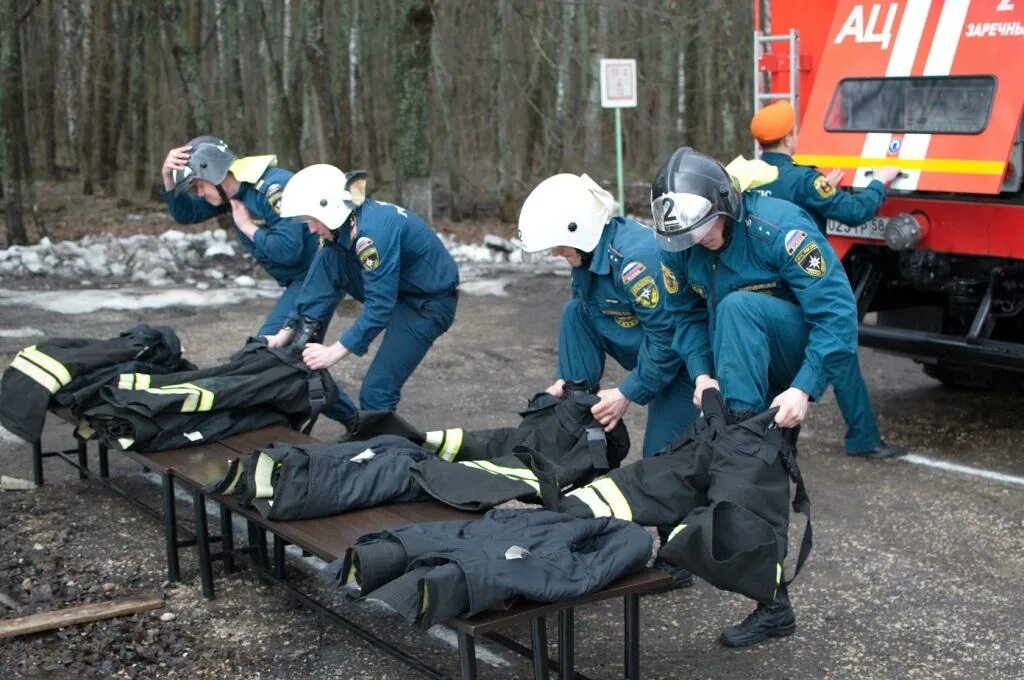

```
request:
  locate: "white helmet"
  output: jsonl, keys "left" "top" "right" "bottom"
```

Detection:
{"left": 517, "top": 173, "right": 616, "bottom": 254}
{"left": 280, "top": 164, "right": 365, "bottom": 230}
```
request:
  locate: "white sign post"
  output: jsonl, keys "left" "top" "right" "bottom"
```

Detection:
{"left": 600, "top": 59, "right": 637, "bottom": 216}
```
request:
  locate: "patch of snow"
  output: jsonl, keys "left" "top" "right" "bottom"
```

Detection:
{"left": 0, "top": 327, "right": 45, "bottom": 338}
{"left": 234, "top": 275, "right": 256, "bottom": 287}
{"left": 204, "top": 242, "right": 236, "bottom": 258}
{"left": 459, "top": 278, "right": 512, "bottom": 297}
{"left": 0, "top": 287, "right": 279, "bottom": 315}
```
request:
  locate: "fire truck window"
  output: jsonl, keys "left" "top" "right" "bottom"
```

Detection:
{"left": 825, "top": 76, "right": 995, "bottom": 135}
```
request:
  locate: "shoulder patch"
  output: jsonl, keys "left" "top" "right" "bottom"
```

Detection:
{"left": 355, "top": 236, "right": 374, "bottom": 254}
{"left": 784, "top": 229, "right": 808, "bottom": 255}
{"left": 630, "top": 275, "right": 660, "bottom": 309}
{"left": 812, "top": 175, "right": 837, "bottom": 199}
{"left": 795, "top": 242, "right": 826, "bottom": 277}
{"left": 621, "top": 261, "right": 646, "bottom": 284}
{"left": 660, "top": 262, "right": 679, "bottom": 295}
{"left": 359, "top": 246, "right": 380, "bottom": 272}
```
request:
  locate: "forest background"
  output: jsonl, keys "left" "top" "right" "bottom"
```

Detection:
{"left": 0, "top": 0, "right": 767, "bottom": 248}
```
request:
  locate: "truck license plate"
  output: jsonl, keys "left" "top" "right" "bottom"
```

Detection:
{"left": 826, "top": 216, "right": 888, "bottom": 241}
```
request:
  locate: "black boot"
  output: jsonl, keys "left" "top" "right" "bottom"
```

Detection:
{"left": 719, "top": 585, "right": 796, "bottom": 647}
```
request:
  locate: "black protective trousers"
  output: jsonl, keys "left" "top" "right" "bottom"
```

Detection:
{"left": 559, "top": 389, "right": 808, "bottom": 603}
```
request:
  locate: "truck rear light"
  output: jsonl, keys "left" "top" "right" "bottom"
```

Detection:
{"left": 884, "top": 213, "right": 929, "bottom": 252}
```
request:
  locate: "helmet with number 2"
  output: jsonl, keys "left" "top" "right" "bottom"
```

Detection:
{"left": 650, "top": 147, "right": 740, "bottom": 252}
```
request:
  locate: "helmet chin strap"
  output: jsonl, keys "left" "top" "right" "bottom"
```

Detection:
{"left": 215, "top": 185, "right": 231, "bottom": 207}
{"left": 579, "top": 248, "right": 593, "bottom": 268}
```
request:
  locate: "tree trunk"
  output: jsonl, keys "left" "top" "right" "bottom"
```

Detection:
{"left": 40, "top": 0, "right": 58, "bottom": 178}
{"left": 491, "top": 0, "right": 512, "bottom": 220}
{"left": 430, "top": 2, "right": 460, "bottom": 220}
{"left": 131, "top": 4, "right": 151, "bottom": 191}
{"left": 79, "top": 0, "right": 94, "bottom": 194}
{"left": 258, "top": 0, "right": 302, "bottom": 168}
{"left": 0, "top": 0, "right": 28, "bottom": 245}
{"left": 58, "top": 0, "right": 82, "bottom": 174}
{"left": 348, "top": 0, "right": 366, "bottom": 167}
{"left": 551, "top": 0, "right": 574, "bottom": 173}
{"left": 162, "top": 0, "right": 210, "bottom": 134}
{"left": 304, "top": 0, "right": 339, "bottom": 164}
{"left": 392, "top": 0, "right": 432, "bottom": 219}
{"left": 583, "top": 1, "right": 607, "bottom": 177}
{"left": 186, "top": 0, "right": 201, "bottom": 53}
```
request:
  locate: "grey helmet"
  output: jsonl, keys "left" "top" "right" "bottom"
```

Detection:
{"left": 171, "top": 135, "right": 237, "bottom": 194}
{"left": 650, "top": 147, "right": 740, "bottom": 252}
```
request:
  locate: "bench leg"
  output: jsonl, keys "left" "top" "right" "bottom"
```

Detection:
{"left": 193, "top": 489, "right": 215, "bottom": 599}
{"left": 558, "top": 609, "right": 574, "bottom": 679}
{"left": 457, "top": 630, "right": 478, "bottom": 680}
{"left": 624, "top": 594, "right": 640, "bottom": 680}
{"left": 220, "top": 505, "right": 235, "bottom": 572}
{"left": 530, "top": 617, "right": 550, "bottom": 680}
{"left": 162, "top": 472, "right": 181, "bottom": 583}
{"left": 98, "top": 443, "right": 109, "bottom": 478}
{"left": 76, "top": 438, "right": 88, "bottom": 480}
{"left": 248, "top": 521, "right": 270, "bottom": 570}
{"left": 273, "top": 535, "right": 287, "bottom": 580}
{"left": 32, "top": 439, "right": 44, "bottom": 486}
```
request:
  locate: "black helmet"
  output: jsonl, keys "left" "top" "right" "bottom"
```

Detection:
{"left": 650, "top": 147, "right": 740, "bottom": 251}
{"left": 171, "top": 135, "right": 237, "bottom": 195}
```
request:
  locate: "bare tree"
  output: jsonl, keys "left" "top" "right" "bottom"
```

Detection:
{"left": 1, "top": 0, "right": 28, "bottom": 245}
{"left": 392, "top": 0, "right": 432, "bottom": 217}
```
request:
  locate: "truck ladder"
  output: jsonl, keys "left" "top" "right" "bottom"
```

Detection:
{"left": 752, "top": 28, "right": 800, "bottom": 155}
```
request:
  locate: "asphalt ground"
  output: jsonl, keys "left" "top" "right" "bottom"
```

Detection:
{"left": 1, "top": 266, "right": 1022, "bottom": 679}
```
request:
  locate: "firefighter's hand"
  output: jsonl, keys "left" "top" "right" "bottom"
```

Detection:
{"left": 230, "top": 199, "right": 257, "bottom": 238}
{"left": 545, "top": 379, "right": 566, "bottom": 398}
{"left": 302, "top": 341, "right": 348, "bottom": 370}
{"left": 693, "top": 374, "right": 720, "bottom": 408}
{"left": 161, "top": 145, "right": 191, "bottom": 190}
{"left": 825, "top": 168, "right": 844, "bottom": 186}
{"left": 263, "top": 327, "right": 295, "bottom": 349}
{"left": 873, "top": 166, "right": 901, "bottom": 186}
{"left": 770, "top": 387, "right": 810, "bottom": 428}
{"left": 591, "top": 388, "right": 630, "bottom": 432}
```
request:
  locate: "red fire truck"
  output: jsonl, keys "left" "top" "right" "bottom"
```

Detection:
{"left": 754, "top": 0, "right": 1024, "bottom": 388}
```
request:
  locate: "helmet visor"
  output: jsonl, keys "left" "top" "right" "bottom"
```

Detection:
{"left": 170, "top": 166, "right": 196, "bottom": 195}
{"left": 652, "top": 192, "right": 717, "bottom": 252}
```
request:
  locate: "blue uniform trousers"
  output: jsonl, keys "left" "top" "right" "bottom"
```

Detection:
{"left": 713, "top": 292, "right": 879, "bottom": 450}
{"left": 327, "top": 293, "right": 458, "bottom": 423}
{"left": 557, "top": 300, "right": 697, "bottom": 458}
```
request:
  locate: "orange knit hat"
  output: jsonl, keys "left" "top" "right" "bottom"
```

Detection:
{"left": 750, "top": 101, "right": 795, "bottom": 143}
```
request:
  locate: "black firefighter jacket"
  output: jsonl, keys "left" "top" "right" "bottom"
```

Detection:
{"left": 81, "top": 339, "right": 335, "bottom": 451}
{"left": 0, "top": 325, "right": 193, "bottom": 443}
{"left": 207, "top": 435, "right": 434, "bottom": 520}
{"left": 349, "top": 392, "right": 631, "bottom": 511}
{"left": 558, "top": 389, "right": 809, "bottom": 604}
{"left": 323, "top": 508, "right": 652, "bottom": 627}
{"left": 209, "top": 392, "right": 632, "bottom": 520}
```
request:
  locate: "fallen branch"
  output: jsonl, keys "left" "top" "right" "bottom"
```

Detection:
{"left": 0, "top": 595, "right": 164, "bottom": 639}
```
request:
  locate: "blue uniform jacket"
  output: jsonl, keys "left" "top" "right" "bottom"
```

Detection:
{"left": 569, "top": 218, "right": 683, "bottom": 405}
{"left": 755, "top": 151, "right": 887, "bottom": 231}
{"left": 160, "top": 166, "right": 319, "bottom": 286}
{"left": 293, "top": 200, "right": 459, "bottom": 356}
{"left": 661, "top": 193, "right": 858, "bottom": 400}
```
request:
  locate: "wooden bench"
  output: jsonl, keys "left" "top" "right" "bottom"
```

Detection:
{"left": 32, "top": 414, "right": 671, "bottom": 679}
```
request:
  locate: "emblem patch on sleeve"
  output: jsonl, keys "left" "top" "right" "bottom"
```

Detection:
{"left": 784, "top": 229, "right": 807, "bottom": 255}
{"left": 630, "top": 275, "right": 660, "bottom": 309}
{"left": 621, "top": 261, "right": 646, "bottom": 284}
{"left": 690, "top": 284, "right": 706, "bottom": 298}
{"left": 660, "top": 262, "right": 680, "bottom": 294}
{"left": 356, "top": 237, "right": 379, "bottom": 271}
{"left": 812, "top": 175, "right": 836, "bottom": 199}
{"left": 795, "top": 242, "right": 826, "bottom": 277}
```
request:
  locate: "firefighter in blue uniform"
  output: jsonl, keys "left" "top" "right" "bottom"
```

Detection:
{"left": 161, "top": 136, "right": 320, "bottom": 336}
{"left": 653, "top": 147, "right": 860, "bottom": 647}
{"left": 749, "top": 101, "right": 904, "bottom": 458}
{"left": 518, "top": 173, "right": 697, "bottom": 459}
{"left": 265, "top": 164, "right": 459, "bottom": 427}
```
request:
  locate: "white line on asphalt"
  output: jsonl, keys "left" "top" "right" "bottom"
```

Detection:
{"left": 900, "top": 454, "right": 1024, "bottom": 487}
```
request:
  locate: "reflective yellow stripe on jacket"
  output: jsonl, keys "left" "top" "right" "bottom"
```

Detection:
{"left": 11, "top": 346, "right": 72, "bottom": 394}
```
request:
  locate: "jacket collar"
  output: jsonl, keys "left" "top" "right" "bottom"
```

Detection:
{"left": 586, "top": 219, "right": 618, "bottom": 275}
